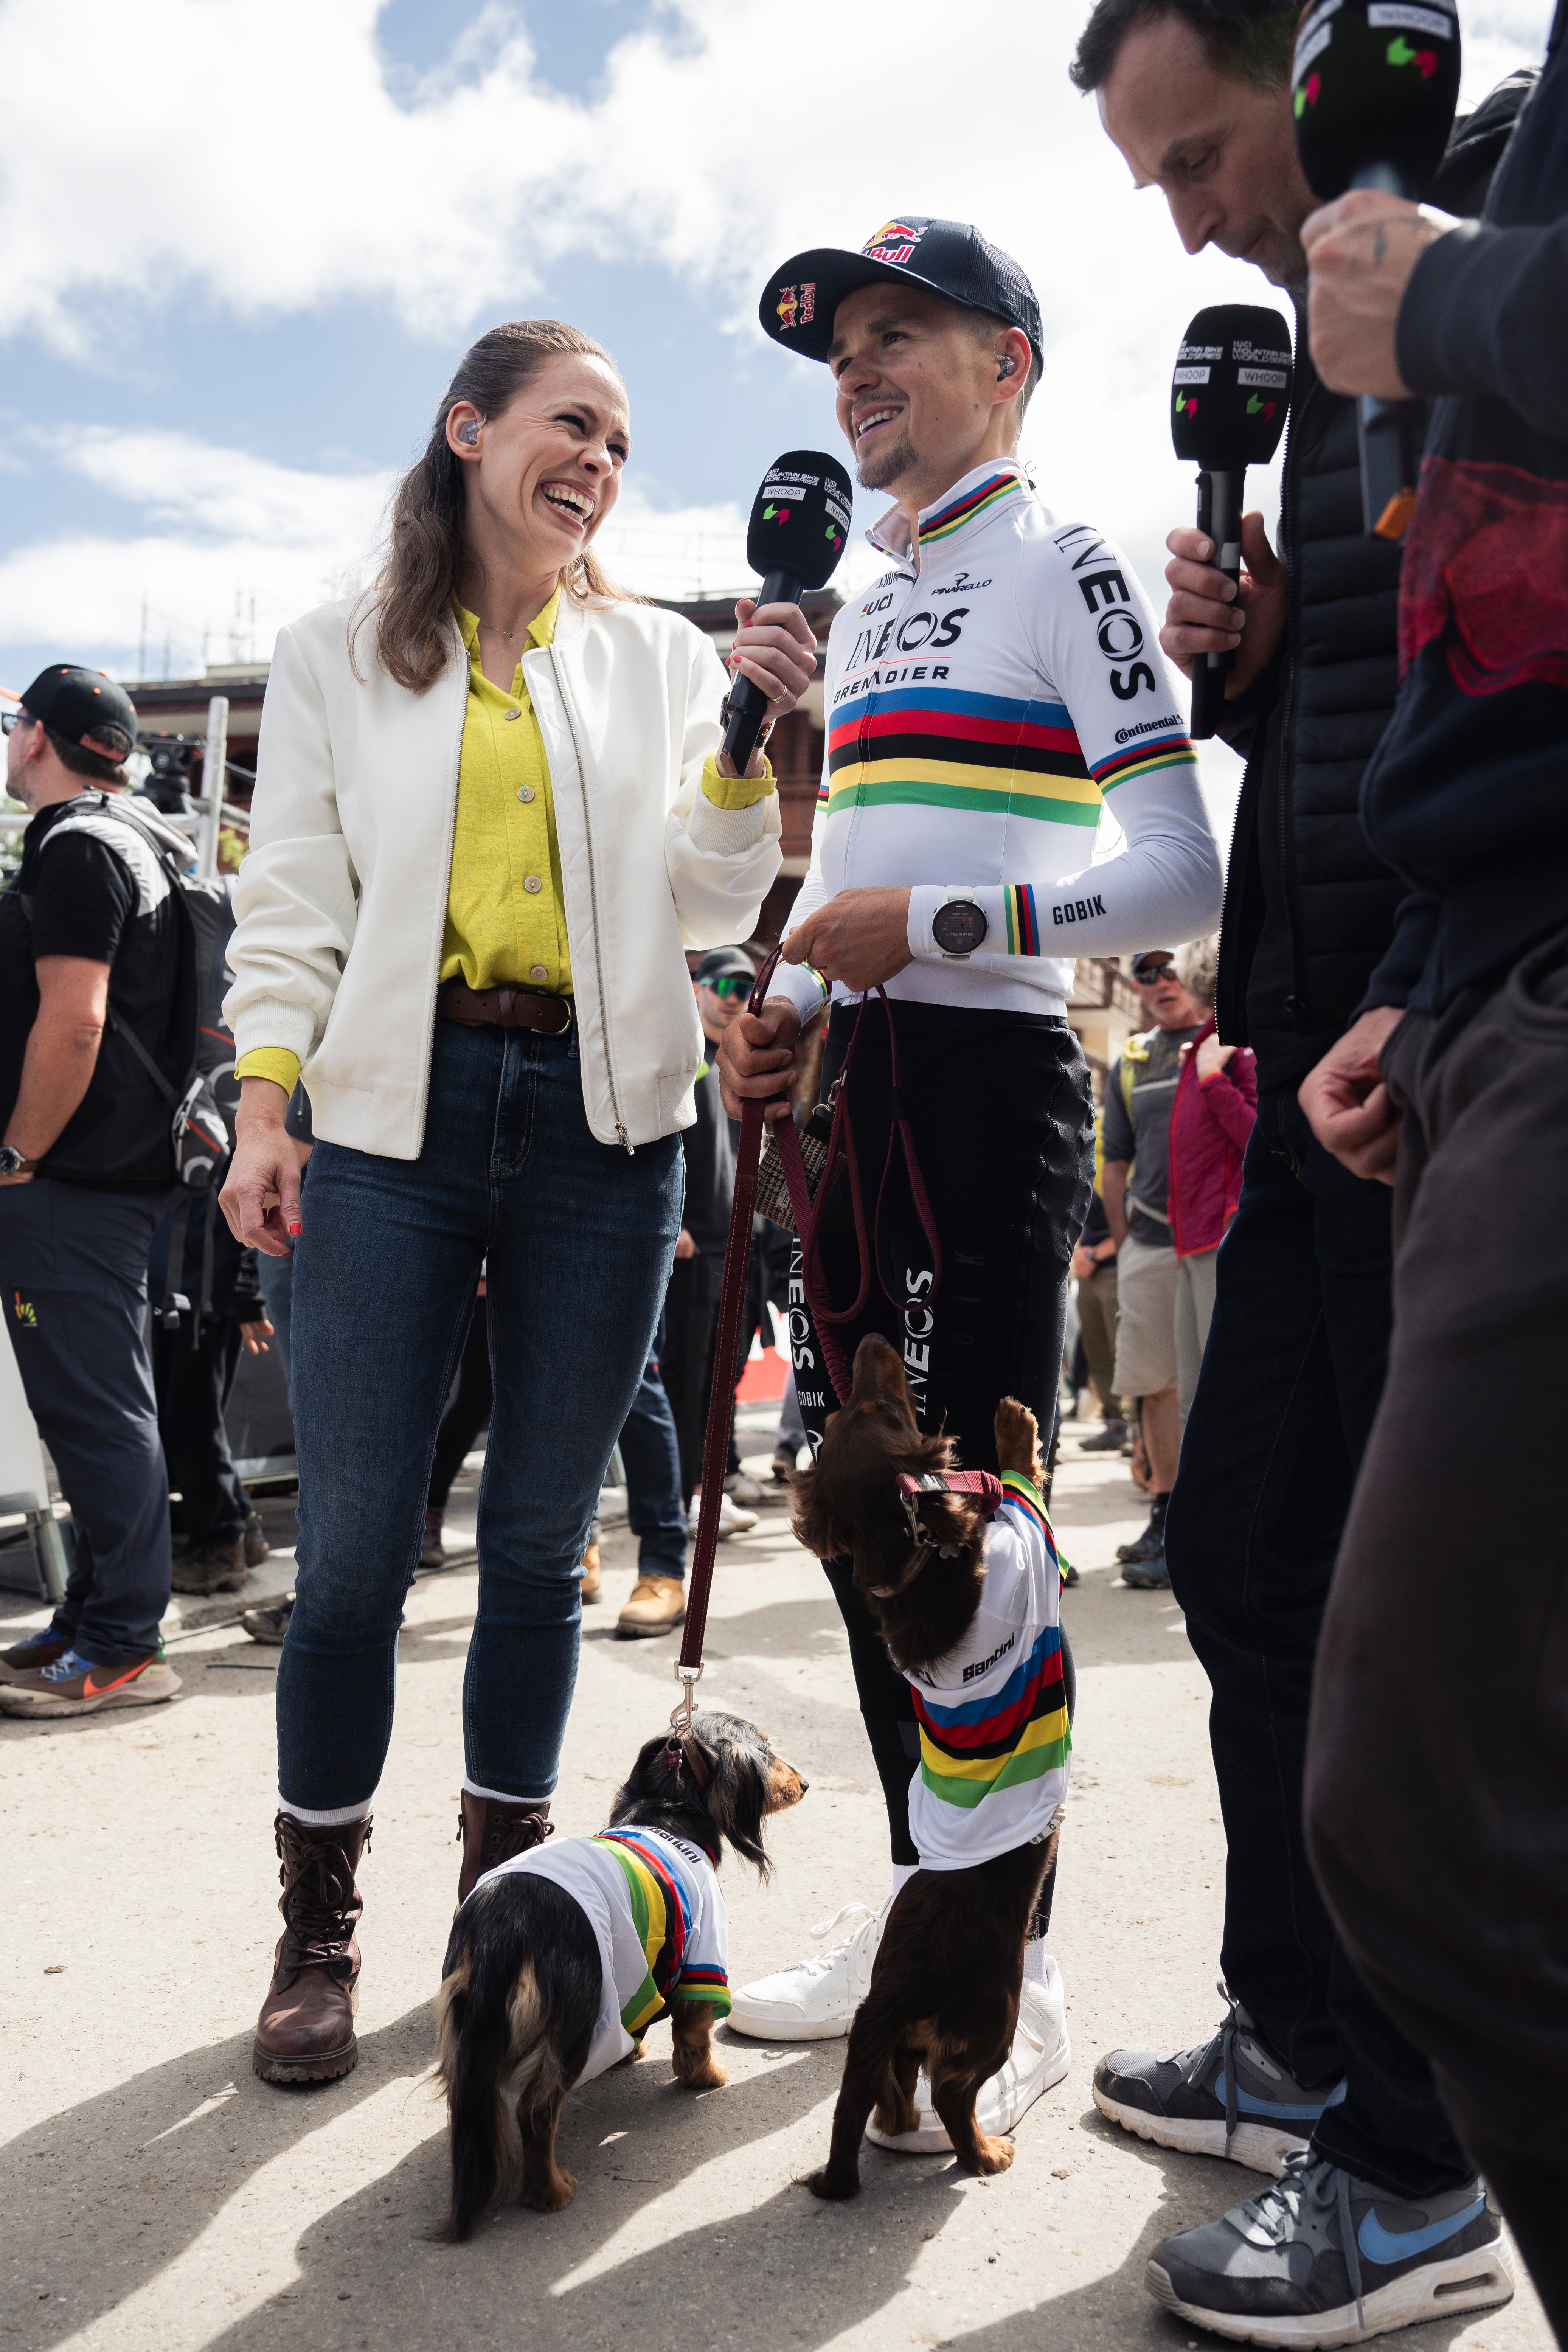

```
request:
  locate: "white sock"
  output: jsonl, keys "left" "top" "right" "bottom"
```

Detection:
{"left": 462, "top": 1777, "right": 551, "bottom": 1807}
{"left": 1023, "top": 1936, "right": 1049, "bottom": 1985}
{"left": 278, "top": 1796, "right": 374, "bottom": 1827}
{"left": 888, "top": 1861, "right": 918, "bottom": 1905}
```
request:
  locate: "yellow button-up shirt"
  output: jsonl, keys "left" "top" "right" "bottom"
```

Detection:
{"left": 236, "top": 595, "right": 775, "bottom": 1099}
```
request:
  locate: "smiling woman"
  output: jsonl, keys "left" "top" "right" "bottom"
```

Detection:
{"left": 216, "top": 315, "right": 819, "bottom": 2093}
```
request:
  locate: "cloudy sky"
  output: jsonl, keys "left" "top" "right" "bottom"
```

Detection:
{"left": 0, "top": 0, "right": 1550, "bottom": 827}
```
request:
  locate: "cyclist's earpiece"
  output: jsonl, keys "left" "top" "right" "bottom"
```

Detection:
{"left": 998, "top": 354, "right": 1017, "bottom": 379}
{"left": 457, "top": 420, "right": 480, "bottom": 447}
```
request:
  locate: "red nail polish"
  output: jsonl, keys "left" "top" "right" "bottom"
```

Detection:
{"left": 288, "top": 1222, "right": 303, "bottom": 1237}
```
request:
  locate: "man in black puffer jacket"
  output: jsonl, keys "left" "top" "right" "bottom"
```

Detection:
{"left": 1076, "top": 5, "right": 1531, "bottom": 2342}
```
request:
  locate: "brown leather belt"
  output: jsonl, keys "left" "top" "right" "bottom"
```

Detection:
{"left": 436, "top": 978, "right": 573, "bottom": 1035}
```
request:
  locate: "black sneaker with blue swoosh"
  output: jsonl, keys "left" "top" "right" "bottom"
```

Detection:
{"left": 1146, "top": 2148, "right": 1514, "bottom": 2345}
{"left": 1094, "top": 1982, "right": 1346, "bottom": 2175}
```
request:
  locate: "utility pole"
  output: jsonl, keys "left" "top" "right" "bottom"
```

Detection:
{"left": 197, "top": 695, "right": 229, "bottom": 880}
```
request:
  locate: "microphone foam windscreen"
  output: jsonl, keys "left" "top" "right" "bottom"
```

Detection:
{"left": 745, "top": 450, "right": 856, "bottom": 588}
{"left": 1292, "top": 0, "right": 1461, "bottom": 202}
{"left": 1171, "top": 306, "right": 1294, "bottom": 471}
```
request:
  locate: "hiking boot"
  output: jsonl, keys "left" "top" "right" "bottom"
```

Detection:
{"left": 1118, "top": 1494, "right": 1169, "bottom": 1563}
{"left": 243, "top": 1597, "right": 295, "bottom": 1644}
{"left": 455, "top": 1790, "right": 553, "bottom": 1907}
{"left": 243, "top": 1511, "right": 270, "bottom": 1568}
{"left": 866, "top": 1959, "right": 1071, "bottom": 2151}
{"left": 0, "top": 1628, "right": 71, "bottom": 1683}
{"left": 419, "top": 1511, "right": 445, "bottom": 1568}
{"left": 616, "top": 1573, "right": 685, "bottom": 1639}
{"left": 580, "top": 1542, "right": 602, "bottom": 1605}
{"left": 171, "top": 1537, "right": 248, "bottom": 1595}
{"left": 0, "top": 1647, "right": 182, "bottom": 1717}
{"left": 1147, "top": 2150, "right": 1514, "bottom": 2344}
{"left": 253, "top": 1813, "right": 371, "bottom": 2085}
{"left": 1094, "top": 1983, "right": 1346, "bottom": 2175}
{"left": 1123, "top": 1555, "right": 1172, "bottom": 1589}
{"left": 1080, "top": 1417, "right": 1129, "bottom": 1452}
{"left": 729, "top": 1897, "right": 889, "bottom": 2042}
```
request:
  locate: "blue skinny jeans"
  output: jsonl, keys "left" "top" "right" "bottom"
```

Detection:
{"left": 277, "top": 1018, "right": 682, "bottom": 1810}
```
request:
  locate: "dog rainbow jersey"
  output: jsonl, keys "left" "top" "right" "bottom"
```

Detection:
{"left": 769, "top": 458, "right": 1217, "bottom": 1029}
{"left": 481, "top": 1824, "right": 730, "bottom": 2084}
{"left": 903, "top": 1471, "right": 1070, "bottom": 1869}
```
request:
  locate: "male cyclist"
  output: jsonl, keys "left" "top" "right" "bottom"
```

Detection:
{"left": 717, "top": 215, "right": 1222, "bottom": 2146}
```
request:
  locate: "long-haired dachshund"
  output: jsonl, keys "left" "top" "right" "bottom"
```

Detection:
{"left": 436, "top": 1710, "right": 806, "bottom": 2238}
{"left": 791, "top": 1334, "right": 1067, "bottom": 2198}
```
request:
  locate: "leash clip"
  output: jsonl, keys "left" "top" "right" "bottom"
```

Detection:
{"left": 669, "top": 1661, "right": 703, "bottom": 1740}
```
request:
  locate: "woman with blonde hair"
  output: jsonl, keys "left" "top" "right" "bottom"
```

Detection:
{"left": 220, "top": 319, "right": 815, "bottom": 2086}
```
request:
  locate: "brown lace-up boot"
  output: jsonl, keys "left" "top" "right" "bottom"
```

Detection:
{"left": 456, "top": 1790, "right": 552, "bottom": 1907}
{"left": 253, "top": 1813, "right": 371, "bottom": 2085}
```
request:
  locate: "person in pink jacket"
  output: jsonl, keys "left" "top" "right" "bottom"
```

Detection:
{"left": 1168, "top": 939, "right": 1256, "bottom": 1427}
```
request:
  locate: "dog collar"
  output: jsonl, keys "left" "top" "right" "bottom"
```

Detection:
{"left": 869, "top": 1470, "right": 1004, "bottom": 1597}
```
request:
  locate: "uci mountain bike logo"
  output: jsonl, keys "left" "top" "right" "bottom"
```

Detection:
{"left": 12, "top": 1291, "right": 37, "bottom": 1327}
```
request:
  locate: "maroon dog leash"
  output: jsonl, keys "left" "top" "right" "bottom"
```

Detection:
{"left": 670, "top": 947, "right": 944, "bottom": 1736}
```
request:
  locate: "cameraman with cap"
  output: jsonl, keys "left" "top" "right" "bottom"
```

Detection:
{"left": 719, "top": 215, "right": 1221, "bottom": 2143}
{"left": 0, "top": 667, "right": 189, "bottom": 1718}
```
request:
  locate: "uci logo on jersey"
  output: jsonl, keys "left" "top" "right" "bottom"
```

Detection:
{"left": 1052, "top": 525, "right": 1157, "bottom": 701}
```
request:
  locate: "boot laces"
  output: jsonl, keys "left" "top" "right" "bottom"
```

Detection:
{"left": 275, "top": 1819, "right": 367, "bottom": 1972}
{"left": 800, "top": 1901, "right": 878, "bottom": 1977}
{"left": 1236, "top": 2149, "right": 1365, "bottom": 2332}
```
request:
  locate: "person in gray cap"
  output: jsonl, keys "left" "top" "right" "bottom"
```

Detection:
{"left": 0, "top": 667, "right": 191, "bottom": 1716}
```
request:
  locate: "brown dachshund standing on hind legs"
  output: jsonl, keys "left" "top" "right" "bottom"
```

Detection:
{"left": 791, "top": 1335, "right": 1070, "bottom": 2199}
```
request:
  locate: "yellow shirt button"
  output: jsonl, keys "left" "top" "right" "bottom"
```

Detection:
{"left": 505, "top": 709, "right": 523, "bottom": 721}
{"left": 524, "top": 875, "right": 542, "bottom": 893}
{"left": 530, "top": 964, "right": 548, "bottom": 983}
{"left": 517, "top": 785, "right": 534, "bottom": 802}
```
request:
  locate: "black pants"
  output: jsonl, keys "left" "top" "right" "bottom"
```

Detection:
{"left": 428, "top": 1294, "right": 492, "bottom": 1515}
{"left": 152, "top": 1313, "right": 252, "bottom": 1546}
{"left": 1166, "top": 1085, "right": 1467, "bottom": 2200}
{"left": 1306, "top": 932, "right": 1568, "bottom": 2334}
{"left": 793, "top": 998, "right": 1091, "bottom": 1912}
{"left": 659, "top": 1252, "right": 723, "bottom": 1510}
{"left": 0, "top": 1179, "right": 170, "bottom": 1664}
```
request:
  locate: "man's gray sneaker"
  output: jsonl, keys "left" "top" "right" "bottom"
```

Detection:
{"left": 1094, "top": 1983, "right": 1346, "bottom": 2174}
{"left": 1146, "top": 2149, "right": 1514, "bottom": 2345}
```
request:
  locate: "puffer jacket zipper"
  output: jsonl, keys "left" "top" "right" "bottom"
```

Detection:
{"left": 1277, "top": 359, "right": 1310, "bottom": 1035}
{"left": 547, "top": 640, "right": 633, "bottom": 1152}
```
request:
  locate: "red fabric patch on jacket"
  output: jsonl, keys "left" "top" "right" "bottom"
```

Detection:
{"left": 1400, "top": 457, "right": 1568, "bottom": 696}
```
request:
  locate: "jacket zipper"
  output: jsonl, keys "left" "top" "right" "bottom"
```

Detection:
{"left": 1277, "top": 363, "right": 1310, "bottom": 1034}
{"left": 546, "top": 640, "right": 633, "bottom": 1152}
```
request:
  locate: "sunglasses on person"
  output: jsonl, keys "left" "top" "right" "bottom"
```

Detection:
{"left": 702, "top": 974, "right": 752, "bottom": 1000}
{"left": 1132, "top": 957, "right": 1176, "bottom": 986}
{"left": 0, "top": 709, "right": 36, "bottom": 735}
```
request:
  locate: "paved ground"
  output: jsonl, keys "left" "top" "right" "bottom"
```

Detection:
{"left": 0, "top": 1410, "right": 1549, "bottom": 2352}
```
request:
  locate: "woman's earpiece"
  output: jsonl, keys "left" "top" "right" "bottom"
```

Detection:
{"left": 457, "top": 420, "right": 480, "bottom": 447}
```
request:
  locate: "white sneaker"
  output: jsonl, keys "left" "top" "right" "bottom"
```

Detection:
{"left": 864, "top": 1958, "right": 1072, "bottom": 2152}
{"left": 688, "top": 1490, "right": 759, "bottom": 1539}
{"left": 725, "top": 1471, "right": 768, "bottom": 1506}
{"left": 728, "top": 1899, "right": 889, "bottom": 2040}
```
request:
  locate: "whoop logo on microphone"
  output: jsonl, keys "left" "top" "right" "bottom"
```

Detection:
{"left": 721, "top": 449, "right": 855, "bottom": 775}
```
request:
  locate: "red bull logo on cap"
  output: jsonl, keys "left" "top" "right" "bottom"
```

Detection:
{"left": 862, "top": 219, "right": 927, "bottom": 267}
{"left": 775, "top": 282, "right": 817, "bottom": 332}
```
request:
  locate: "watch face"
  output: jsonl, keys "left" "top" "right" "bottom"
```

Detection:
{"left": 933, "top": 900, "right": 988, "bottom": 956}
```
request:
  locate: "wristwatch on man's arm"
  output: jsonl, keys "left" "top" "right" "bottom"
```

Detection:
{"left": 0, "top": 1146, "right": 40, "bottom": 1176}
{"left": 931, "top": 896, "right": 988, "bottom": 959}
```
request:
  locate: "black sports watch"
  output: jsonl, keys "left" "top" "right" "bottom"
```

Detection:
{"left": 931, "top": 898, "right": 988, "bottom": 959}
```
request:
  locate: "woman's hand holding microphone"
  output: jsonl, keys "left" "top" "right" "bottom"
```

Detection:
{"left": 718, "top": 598, "right": 819, "bottom": 778}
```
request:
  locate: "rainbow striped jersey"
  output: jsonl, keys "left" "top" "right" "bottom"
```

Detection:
{"left": 903, "top": 1471, "right": 1070, "bottom": 1869}
{"left": 480, "top": 1823, "right": 730, "bottom": 2083}
{"left": 773, "top": 461, "right": 1220, "bottom": 1023}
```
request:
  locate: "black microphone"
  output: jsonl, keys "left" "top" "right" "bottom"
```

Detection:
{"left": 1291, "top": 0, "right": 1461, "bottom": 537}
{"left": 1170, "top": 304, "right": 1293, "bottom": 740}
{"left": 722, "top": 449, "right": 855, "bottom": 776}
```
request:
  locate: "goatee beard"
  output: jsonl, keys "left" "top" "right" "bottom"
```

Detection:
{"left": 857, "top": 430, "right": 916, "bottom": 493}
